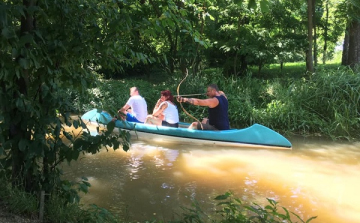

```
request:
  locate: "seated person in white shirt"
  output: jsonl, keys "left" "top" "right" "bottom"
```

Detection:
{"left": 145, "top": 90, "right": 179, "bottom": 128}
{"left": 116, "top": 87, "right": 148, "bottom": 123}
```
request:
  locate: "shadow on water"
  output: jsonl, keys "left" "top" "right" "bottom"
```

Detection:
{"left": 61, "top": 136, "right": 360, "bottom": 222}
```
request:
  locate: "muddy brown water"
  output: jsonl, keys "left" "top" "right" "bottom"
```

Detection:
{"left": 61, "top": 136, "right": 360, "bottom": 222}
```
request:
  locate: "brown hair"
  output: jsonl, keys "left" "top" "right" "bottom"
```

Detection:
{"left": 161, "top": 90, "right": 174, "bottom": 102}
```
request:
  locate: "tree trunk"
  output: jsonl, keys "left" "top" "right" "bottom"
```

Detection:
{"left": 342, "top": 26, "right": 349, "bottom": 66}
{"left": 306, "top": 0, "right": 314, "bottom": 72}
{"left": 11, "top": 0, "right": 36, "bottom": 192}
{"left": 322, "top": 0, "right": 329, "bottom": 64}
{"left": 258, "top": 63, "right": 263, "bottom": 75}
{"left": 239, "top": 55, "right": 248, "bottom": 76}
{"left": 312, "top": 0, "right": 317, "bottom": 67}
{"left": 234, "top": 52, "right": 238, "bottom": 76}
{"left": 347, "top": 20, "right": 360, "bottom": 69}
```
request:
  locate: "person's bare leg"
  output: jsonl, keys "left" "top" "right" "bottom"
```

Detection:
{"left": 188, "top": 122, "right": 198, "bottom": 129}
{"left": 145, "top": 115, "right": 162, "bottom": 126}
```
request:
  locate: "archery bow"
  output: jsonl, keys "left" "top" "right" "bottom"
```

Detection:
{"left": 177, "top": 68, "right": 203, "bottom": 130}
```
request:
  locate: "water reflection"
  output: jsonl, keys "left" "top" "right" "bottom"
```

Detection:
{"left": 62, "top": 137, "right": 360, "bottom": 222}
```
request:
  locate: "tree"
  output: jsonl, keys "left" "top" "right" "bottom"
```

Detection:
{"left": 347, "top": 20, "right": 360, "bottom": 68}
{"left": 262, "top": 0, "right": 307, "bottom": 71}
{"left": 342, "top": 26, "right": 350, "bottom": 65}
{"left": 0, "top": 0, "right": 201, "bottom": 205}
{"left": 306, "top": 0, "right": 315, "bottom": 72}
{"left": 340, "top": 0, "right": 360, "bottom": 68}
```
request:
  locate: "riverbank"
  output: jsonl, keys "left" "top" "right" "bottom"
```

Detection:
{"left": 0, "top": 201, "right": 39, "bottom": 223}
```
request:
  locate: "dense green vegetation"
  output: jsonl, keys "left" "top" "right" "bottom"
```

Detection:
{"left": 75, "top": 63, "right": 360, "bottom": 140}
{"left": 0, "top": 0, "right": 359, "bottom": 222}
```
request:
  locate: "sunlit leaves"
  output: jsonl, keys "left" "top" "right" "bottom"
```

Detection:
{"left": 214, "top": 192, "right": 316, "bottom": 222}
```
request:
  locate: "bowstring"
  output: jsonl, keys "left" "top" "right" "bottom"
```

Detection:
{"left": 177, "top": 68, "right": 203, "bottom": 130}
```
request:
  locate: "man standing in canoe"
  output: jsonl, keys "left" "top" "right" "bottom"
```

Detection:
{"left": 116, "top": 86, "right": 148, "bottom": 123}
{"left": 177, "top": 84, "right": 230, "bottom": 130}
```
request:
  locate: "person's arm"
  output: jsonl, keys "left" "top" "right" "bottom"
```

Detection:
{"left": 153, "top": 99, "right": 162, "bottom": 113}
{"left": 219, "top": 91, "right": 227, "bottom": 99}
{"left": 118, "top": 104, "right": 130, "bottom": 114}
{"left": 153, "top": 102, "right": 168, "bottom": 117}
{"left": 177, "top": 96, "right": 219, "bottom": 108}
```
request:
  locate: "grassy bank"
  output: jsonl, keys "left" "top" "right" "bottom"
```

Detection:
{"left": 74, "top": 64, "right": 360, "bottom": 140}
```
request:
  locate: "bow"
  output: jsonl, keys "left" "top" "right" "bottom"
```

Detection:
{"left": 177, "top": 68, "right": 203, "bottom": 130}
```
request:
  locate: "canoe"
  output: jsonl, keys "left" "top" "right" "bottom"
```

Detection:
{"left": 81, "top": 109, "right": 292, "bottom": 150}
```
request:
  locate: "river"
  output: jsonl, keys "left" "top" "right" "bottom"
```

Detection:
{"left": 62, "top": 136, "right": 360, "bottom": 222}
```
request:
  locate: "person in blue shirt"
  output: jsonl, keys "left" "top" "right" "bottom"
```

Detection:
{"left": 177, "top": 84, "right": 230, "bottom": 130}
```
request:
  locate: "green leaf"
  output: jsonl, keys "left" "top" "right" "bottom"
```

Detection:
{"left": 214, "top": 194, "right": 230, "bottom": 200}
{"left": 123, "top": 143, "right": 129, "bottom": 152}
{"left": 217, "top": 201, "right": 231, "bottom": 205}
{"left": 163, "top": 53, "right": 168, "bottom": 65}
{"left": 73, "top": 120, "right": 79, "bottom": 129}
{"left": 55, "top": 122, "right": 61, "bottom": 137}
{"left": 113, "top": 140, "right": 120, "bottom": 150}
{"left": 63, "top": 131, "right": 73, "bottom": 141}
{"left": 234, "top": 0, "right": 243, "bottom": 6}
{"left": 19, "top": 58, "right": 30, "bottom": 69}
{"left": 260, "top": 0, "right": 269, "bottom": 13}
{"left": 306, "top": 216, "right": 318, "bottom": 223}
{"left": 34, "top": 30, "right": 45, "bottom": 43}
{"left": 266, "top": 198, "right": 277, "bottom": 206}
{"left": 29, "top": 142, "right": 44, "bottom": 157}
{"left": 291, "top": 211, "right": 306, "bottom": 223}
{"left": 234, "top": 198, "right": 242, "bottom": 204}
{"left": 1, "top": 27, "right": 12, "bottom": 39}
{"left": 11, "top": 48, "right": 18, "bottom": 58}
{"left": 19, "top": 34, "right": 34, "bottom": 46}
{"left": 19, "top": 139, "right": 28, "bottom": 151}
{"left": 107, "top": 120, "right": 115, "bottom": 133}
{"left": 248, "top": 0, "right": 256, "bottom": 9}
{"left": 282, "top": 207, "right": 290, "bottom": 219}
{"left": 73, "top": 138, "right": 83, "bottom": 150}
{"left": 62, "top": 184, "right": 71, "bottom": 191}
{"left": 80, "top": 120, "right": 87, "bottom": 129}
{"left": 72, "top": 149, "right": 80, "bottom": 160}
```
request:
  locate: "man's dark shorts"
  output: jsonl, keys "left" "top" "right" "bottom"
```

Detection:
{"left": 196, "top": 122, "right": 217, "bottom": 130}
{"left": 162, "top": 120, "right": 179, "bottom": 128}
